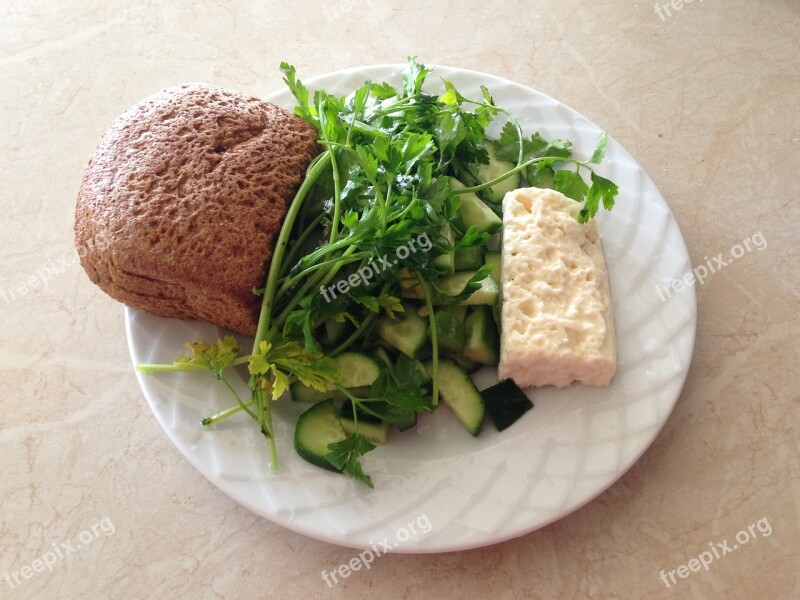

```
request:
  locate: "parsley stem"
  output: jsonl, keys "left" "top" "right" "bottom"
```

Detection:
{"left": 280, "top": 211, "right": 326, "bottom": 279}
{"left": 218, "top": 374, "right": 257, "bottom": 421}
{"left": 136, "top": 363, "right": 205, "bottom": 373}
{"left": 252, "top": 151, "right": 332, "bottom": 353}
{"left": 329, "top": 311, "right": 378, "bottom": 357}
{"left": 454, "top": 156, "right": 588, "bottom": 195}
{"left": 202, "top": 398, "right": 256, "bottom": 427}
{"left": 329, "top": 148, "right": 342, "bottom": 244}
{"left": 276, "top": 251, "right": 373, "bottom": 297}
{"left": 416, "top": 273, "right": 439, "bottom": 407}
{"left": 272, "top": 245, "right": 359, "bottom": 332}
{"left": 253, "top": 385, "right": 279, "bottom": 471}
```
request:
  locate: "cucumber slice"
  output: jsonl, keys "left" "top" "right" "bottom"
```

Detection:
{"left": 454, "top": 245, "right": 486, "bottom": 270}
{"left": 289, "top": 383, "right": 335, "bottom": 403}
{"left": 485, "top": 251, "right": 502, "bottom": 286}
{"left": 370, "top": 345, "right": 394, "bottom": 368}
{"left": 440, "top": 304, "right": 467, "bottom": 321}
{"left": 458, "top": 193, "right": 503, "bottom": 234}
{"left": 478, "top": 146, "right": 520, "bottom": 201}
{"left": 339, "top": 401, "right": 389, "bottom": 445}
{"left": 424, "top": 358, "right": 484, "bottom": 436}
{"left": 451, "top": 179, "right": 502, "bottom": 234}
{"left": 397, "top": 267, "right": 417, "bottom": 291}
{"left": 463, "top": 306, "right": 499, "bottom": 365}
{"left": 442, "top": 352, "right": 482, "bottom": 374}
{"left": 336, "top": 352, "right": 382, "bottom": 388}
{"left": 396, "top": 412, "right": 418, "bottom": 431}
{"left": 432, "top": 223, "right": 455, "bottom": 274}
{"left": 289, "top": 384, "right": 371, "bottom": 403}
{"left": 376, "top": 304, "right": 428, "bottom": 358}
{"left": 435, "top": 310, "right": 466, "bottom": 354}
{"left": 481, "top": 380, "right": 533, "bottom": 431}
{"left": 322, "top": 319, "right": 352, "bottom": 347}
{"left": 294, "top": 399, "right": 347, "bottom": 471}
{"left": 435, "top": 272, "right": 499, "bottom": 305}
{"left": 290, "top": 352, "right": 381, "bottom": 401}
{"left": 526, "top": 165, "right": 555, "bottom": 189}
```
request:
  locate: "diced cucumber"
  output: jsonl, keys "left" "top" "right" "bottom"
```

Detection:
{"left": 410, "top": 358, "right": 432, "bottom": 384}
{"left": 432, "top": 223, "right": 455, "bottom": 274}
{"left": 294, "top": 399, "right": 347, "bottom": 471}
{"left": 443, "top": 352, "right": 482, "bottom": 373}
{"left": 371, "top": 345, "right": 394, "bottom": 368}
{"left": 485, "top": 251, "right": 502, "bottom": 286}
{"left": 452, "top": 179, "right": 502, "bottom": 234}
{"left": 458, "top": 194, "right": 503, "bottom": 234}
{"left": 396, "top": 412, "right": 418, "bottom": 431}
{"left": 486, "top": 232, "right": 502, "bottom": 252}
{"left": 336, "top": 352, "right": 382, "bottom": 388}
{"left": 290, "top": 352, "right": 381, "bottom": 401}
{"left": 424, "top": 358, "right": 484, "bottom": 436}
{"left": 526, "top": 165, "right": 555, "bottom": 189}
{"left": 440, "top": 304, "right": 468, "bottom": 321}
{"left": 454, "top": 245, "right": 486, "bottom": 270}
{"left": 290, "top": 383, "right": 370, "bottom": 403}
{"left": 478, "top": 145, "right": 520, "bottom": 201}
{"left": 322, "top": 319, "right": 351, "bottom": 347}
{"left": 463, "top": 306, "right": 499, "bottom": 365}
{"left": 435, "top": 310, "right": 466, "bottom": 354}
{"left": 435, "top": 272, "right": 499, "bottom": 305}
{"left": 481, "top": 380, "right": 534, "bottom": 431}
{"left": 397, "top": 267, "right": 416, "bottom": 289}
{"left": 376, "top": 304, "right": 428, "bottom": 358}
{"left": 289, "top": 382, "right": 335, "bottom": 403}
{"left": 339, "top": 401, "right": 389, "bottom": 445}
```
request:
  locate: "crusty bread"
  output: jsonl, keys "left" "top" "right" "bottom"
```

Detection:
{"left": 75, "top": 83, "right": 319, "bottom": 336}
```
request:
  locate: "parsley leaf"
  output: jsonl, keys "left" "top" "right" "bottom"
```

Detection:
{"left": 579, "top": 172, "right": 619, "bottom": 223}
{"left": 325, "top": 433, "right": 376, "bottom": 488}
{"left": 174, "top": 336, "right": 240, "bottom": 379}
{"left": 589, "top": 133, "right": 608, "bottom": 164}
{"left": 553, "top": 169, "right": 590, "bottom": 202}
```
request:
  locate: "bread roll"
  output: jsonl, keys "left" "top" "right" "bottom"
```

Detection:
{"left": 75, "top": 83, "right": 319, "bottom": 335}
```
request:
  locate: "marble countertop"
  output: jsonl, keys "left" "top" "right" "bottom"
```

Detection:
{"left": 2, "top": 1, "right": 798, "bottom": 598}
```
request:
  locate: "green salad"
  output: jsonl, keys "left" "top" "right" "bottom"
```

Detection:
{"left": 138, "top": 58, "right": 618, "bottom": 487}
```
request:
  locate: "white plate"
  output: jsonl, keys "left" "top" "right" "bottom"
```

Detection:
{"left": 126, "top": 64, "right": 696, "bottom": 553}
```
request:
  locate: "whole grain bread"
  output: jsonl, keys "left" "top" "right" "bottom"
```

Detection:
{"left": 75, "top": 83, "right": 319, "bottom": 336}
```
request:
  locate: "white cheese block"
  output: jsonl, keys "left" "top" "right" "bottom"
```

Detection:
{"left": 498, "top": 187, "right": 616, "bottom": 388}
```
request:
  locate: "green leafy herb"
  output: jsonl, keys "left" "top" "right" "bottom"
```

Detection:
{"left": 174, "top": 335, "right": 241, "bottom": 379}
{"left": 325, "top": 433, "right": 376, "bottom": 488}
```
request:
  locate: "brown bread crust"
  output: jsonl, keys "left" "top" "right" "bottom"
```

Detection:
{"left": 75, "top": 83, "right": 319, "bottom": 336}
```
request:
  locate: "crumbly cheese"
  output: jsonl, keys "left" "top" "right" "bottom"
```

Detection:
{"left": 498, "top": 187, "right": 616, "bottom": 388}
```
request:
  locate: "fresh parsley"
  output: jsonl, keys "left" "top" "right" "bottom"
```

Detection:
{"left": 137, "top": 58, "right": 620, "bottom": 486}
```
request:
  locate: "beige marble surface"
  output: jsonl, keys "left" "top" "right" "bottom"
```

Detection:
{"left": 2, "top": 1, "right": 798, "bottom": 598}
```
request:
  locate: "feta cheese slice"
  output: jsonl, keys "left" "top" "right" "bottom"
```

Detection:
{"left": 498, "top": 187, "right": 616, "bottom": 388}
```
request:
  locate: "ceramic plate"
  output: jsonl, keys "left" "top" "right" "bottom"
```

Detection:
{"left": 126, "top": 64, "right": 696, "bottom": 553}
